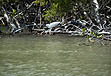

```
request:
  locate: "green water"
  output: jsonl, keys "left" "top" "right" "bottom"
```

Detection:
{"left": 0, "top": 35, "right": 111, "bottom": 76}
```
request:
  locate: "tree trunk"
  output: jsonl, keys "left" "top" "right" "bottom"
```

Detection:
{"left": 39, "top": 1, "right": 42, "bottom": 25}
{"left": 2, "top": 7, "right": 17, "bottom": 33}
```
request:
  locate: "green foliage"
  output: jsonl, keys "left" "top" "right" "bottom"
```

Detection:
{"left": 11, "top": 9, "right": 16, "bottom": 18}
{"left": 88, "top": 31, "right": 104, "bottom": 43}
{"left": 0, "top": 0, "right": 19, "bottom": 6}
{"left": 88, "top": 37, "right": 95, "bottom": 43}
{"left": 43, "top": 3, "right": 58, "bottom": 22}
{"left": 50, "top": 0, "right": 73, "bottom": 15}
{"left": 81, "top": 28, "right": 86, "bottom": 33}
{"left": 0, "top": 26, "right": 9, "bottom": 34}
{"left": 94, "top": 33, "right": 104, "bottom": 39}
{"left": 97, "top": 34, "right": 104, "bottom": 39}
{"left": 43, "top": 0, "right": 89, "bottom": 21}
{"left": 12, "top": 9, "right": 16, "bottom": 14}
{"left": 18, "top": 13, "right": 22, "bottom": 18}
{"left": 0, "top": 0, "right": 90, "bottom": 22}
{"left": 33, "top": 0, "right": 40, "bottom": 4}
{"left": 33, "top": 0, "right": 46, "bottom": 6}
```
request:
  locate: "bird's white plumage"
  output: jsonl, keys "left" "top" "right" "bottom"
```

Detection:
{"left": 46, "top": 22, "right": 60, "bottom": 28}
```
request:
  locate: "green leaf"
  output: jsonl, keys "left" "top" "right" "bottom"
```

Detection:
{"left": 97, "top": 34, "right": 104, "bottom": 39}
{"left": 33, "top": 0, "right": 40, "bottom": 4}
{"left": 12, "top": 9, "right": 16, "bottom": 14}
{"left": 90, "top": 31, "right": 93, "bottom": 35}
{"left": 81, "top": 28, "right": 85, "bottom": 33}
{"left": 88, "top": 38, "right": 94, "bottom": 43}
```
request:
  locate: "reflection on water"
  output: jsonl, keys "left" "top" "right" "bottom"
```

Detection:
{"left": 0, "top": 35, "right": 111, "bottom": 76}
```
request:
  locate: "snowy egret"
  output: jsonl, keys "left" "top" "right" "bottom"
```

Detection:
{"left": 45, "top": 22, "right": 60, "bottom": 35}
{"left": 46, "top": 22, "right": 60, "bottom": 29}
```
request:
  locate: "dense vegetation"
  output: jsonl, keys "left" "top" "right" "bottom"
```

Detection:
{"left": 0, "top": 0, "right": 111, "bottom": 41}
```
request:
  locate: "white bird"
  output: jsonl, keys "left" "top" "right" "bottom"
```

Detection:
{"left": 46, "top": 22, "right": 60, "bottom": 28}
{"left": 45, "top": 22, "right": 60, "bottom": 34}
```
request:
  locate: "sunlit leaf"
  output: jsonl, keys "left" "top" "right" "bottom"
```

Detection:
{"left": 89, "top": 38, "right": 95, "bottom": 43}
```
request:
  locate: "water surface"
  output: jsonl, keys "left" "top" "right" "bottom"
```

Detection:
{"left": 0, "top": 35, "right": 111, "bottom": 76}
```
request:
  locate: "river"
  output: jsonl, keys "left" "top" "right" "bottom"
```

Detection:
{"left": 0, "top": 35, "right": 111, "bottom": 76}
